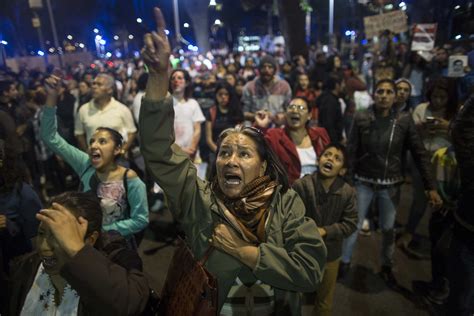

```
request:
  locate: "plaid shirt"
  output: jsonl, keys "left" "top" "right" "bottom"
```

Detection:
{"left": 241, "top": 77, "right": 292, "bottom": 115}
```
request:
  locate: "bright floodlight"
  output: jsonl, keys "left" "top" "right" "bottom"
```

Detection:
{"left": 399, "top": 2, "right": 406, "bottom": 7}
{"left": 113, "top": 35, "right": 119, "bottom": 40}
{"left": 165, "top": 29, "right": 170, "bottom": 35}
{"left": 105, "top": 52, "right": 112, "bottom": 58}
{"left": 79, "top": 43, "right": 85, "bottom": 48}
{"left": 95, "top": 35, "right": 102, "bottom": 40}
{"left": 345, "top": 30, "right": 351, "bottom": 36}
{"left": 455, "top": 5, "right": 460, "bottom": 10}
{"left": 99, "top": 39, "right": 106, "bottom": 45}
{"left": 38, "top": 50, "right": 45, "bottom": 56}
{"left": 49, "top": 48, "right": 55, "bottom": 53}
{"left": 136, "top": 18, "right": 143, "bottom": 23}
{"left": 184, "top": 23, "right": 190, "bottom": 28}
{"left": 209, "top": 0, "right": 217, "bottom": 6}
{"left": 187, "top": 44, "right": 194, "bottom": 50}
{"left": 93, "top": 28, "right": 99, "bottom": 34}
{"left": 0, "top": 40, "right": 7, "bottom": 45}
{"left": 214, "top": 19, "right": 221, "bottom": 25}
{"left": 455, "top": 34, "right": 462, "bottom": 40}
{"left": 67, "top": 35, "right": 73, "bottom": 40}
{"left": 128, "top": 34, "right": 134, "bottom": 40}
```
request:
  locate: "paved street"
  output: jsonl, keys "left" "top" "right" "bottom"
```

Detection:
{"left": 138, "top": 182, "right": 433, "bottom": 316}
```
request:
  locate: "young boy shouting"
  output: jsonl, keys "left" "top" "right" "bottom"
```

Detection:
{"left": 293, "top": 143, "right": 357, "bottom": 316}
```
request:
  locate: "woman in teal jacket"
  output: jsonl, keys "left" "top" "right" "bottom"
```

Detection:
{"left": 139, "top": 8, "right": 326, "bottom": 315}
{"left": 39, "top": 77, "right": 148, "bottom": 239}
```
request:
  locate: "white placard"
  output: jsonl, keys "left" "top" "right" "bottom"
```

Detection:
{"left": 448, "top": 55, "right": 468, "bottom": 78}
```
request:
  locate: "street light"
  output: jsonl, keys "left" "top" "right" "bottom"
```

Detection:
{"left": 209, "top": 0, "right": 217, "bottom": 6}
{"left": 0, "top": 40, "right": 7, "bottom": 45}
{"left": 38, "top": 50, "right": 45, "bottom": 56}
{"left": 183, "top": 23, "right": 189, "bottom": 28}
{"left": 67, "top": 34, "right": 73, "bottom": 40}
{"left": 214, "top": 19, "right": 221, "bottom": 26}
{"left": 136, "top": 18, "right": 143, "bottom": 23}
{"left": 114, "top": 35, "right": 119, "bottom": 40}
{"left": 79, "top": 43, "right": 85, "bottom": 48}
{"left": 128, "top": 34, "right": 134, "bottom": 40}
{"left": 93, "top": 28, "right": 99, "bottom": 34}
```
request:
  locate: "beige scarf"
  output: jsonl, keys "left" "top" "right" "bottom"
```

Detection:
{"left": 214, "top": 175, "right": 277, "bottom": 244}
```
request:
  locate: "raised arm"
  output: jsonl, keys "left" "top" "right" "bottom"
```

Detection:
{"left": 41, "top": 76, "right": 90, "bottom": 176}
{"left": 139, "top": 7, "right": 202, "bottom": 225}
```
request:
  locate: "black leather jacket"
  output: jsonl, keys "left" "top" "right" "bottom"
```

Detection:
{"left": 348, "top": 109, "right": 434, "bottom": 189}
{"left": 452, "top": 95, "right": 474, "bottom": 231}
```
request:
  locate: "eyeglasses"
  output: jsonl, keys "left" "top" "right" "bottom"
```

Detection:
{"left": 287, "top": 104, "right": 307, "bottom": 112}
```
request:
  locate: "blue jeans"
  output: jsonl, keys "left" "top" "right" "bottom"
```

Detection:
{"left": 341, "top": 181, "right": 400, "bottom": 267}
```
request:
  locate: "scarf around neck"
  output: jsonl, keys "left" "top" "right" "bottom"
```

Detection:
{"left": 214, "top": 175, "right": 278, "bottom": 244}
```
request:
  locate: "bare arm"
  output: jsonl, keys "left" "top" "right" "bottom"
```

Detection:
{"left": 76, "top": 134, "right": 88, "bottom": 151}
{"left": 205, "top": 121, "right": 217, "bottom": 152}
{"left": 190, "top": 122, "right": 201, "bottom": 152}
{"left": 123, "top": 132, "right": 137, "bottom": 152}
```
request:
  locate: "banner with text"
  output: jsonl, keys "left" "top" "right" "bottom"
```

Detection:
{"left": 364, "top": 10, "right": 408, "bottom": 38}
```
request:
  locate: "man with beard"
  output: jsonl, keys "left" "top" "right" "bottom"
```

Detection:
{"left": 242, "top": 55, "right": 292, "bottom": 126}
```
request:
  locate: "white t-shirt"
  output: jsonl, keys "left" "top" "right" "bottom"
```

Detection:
{"left": 296, "top": 146, "right": 318, "bottom": 177}
{"left": 173, "top": 97, "right": 205, "bottom": 148}
{"left": 75, "top": 97, "right": 137, "bottom": 142}
{"left": 132, "top": 91, "right": 145, "bottom": 123}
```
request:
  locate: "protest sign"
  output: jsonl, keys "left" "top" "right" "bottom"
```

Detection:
{"left": 364, "top": 10, "right": 408, "bottom": 38}
{"left": 411, "top": 23, "right": 437, "bottom": 51}
{"left": 448, "top": 55, "right": 468, "bottom": 77}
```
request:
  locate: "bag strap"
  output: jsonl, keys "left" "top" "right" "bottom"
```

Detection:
{"left": 198, "top": 246, "right": 214, "bottom": 265}
{"left": 123, "top": 168, "right": 131, "bottom": 216}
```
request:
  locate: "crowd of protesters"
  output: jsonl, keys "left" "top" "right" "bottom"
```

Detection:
{"left": 1, "top": 9, "right": 474, "bottom": 314}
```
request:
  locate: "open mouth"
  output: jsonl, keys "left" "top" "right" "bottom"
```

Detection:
{"left": 90, "top": 152, "right": 101, "bottom": 163}
{"left": 289, "top": 114, "right": 300, "bottom": 124}
{"left": 321, "top": 162, "right": 333, "bottom": 173}
{"left": 42, "top": 256, "right": 58, "bottom": 269}
{"left": 224, "top": 173, "right": 242, "bottom": 185}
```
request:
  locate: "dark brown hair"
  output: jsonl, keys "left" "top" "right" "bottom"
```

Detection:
{"left": 208, "top": 126, "right": 289, "bottom": 193}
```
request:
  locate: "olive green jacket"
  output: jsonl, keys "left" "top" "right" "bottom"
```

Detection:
{"left": 139, "top": 97, "right": 327, "bottom": 315}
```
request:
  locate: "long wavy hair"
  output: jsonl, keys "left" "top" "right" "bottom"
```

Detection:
{"left": 213, "top": 81, "right": 244, "bottom": 125}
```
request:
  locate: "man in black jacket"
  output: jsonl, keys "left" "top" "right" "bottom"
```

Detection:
{"left": 317, "top": 77, "right": 344, "bottom": 143}
{"left": 448, "top": 94, "right": 474, "bottom": 315}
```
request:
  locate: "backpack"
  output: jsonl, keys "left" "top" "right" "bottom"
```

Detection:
{"left": 78, "top": 166, "right": 143, "bottom": 248}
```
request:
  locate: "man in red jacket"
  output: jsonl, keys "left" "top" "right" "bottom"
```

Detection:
{"left": 255, "top": 97, "right": 330, "bottom": 184}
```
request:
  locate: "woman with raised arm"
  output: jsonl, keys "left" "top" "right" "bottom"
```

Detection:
{"left": 39, "top": 76, "right": 148, "bottom": 242}
{"left": 139, "top": 8, "right": 326, "bottom": 315}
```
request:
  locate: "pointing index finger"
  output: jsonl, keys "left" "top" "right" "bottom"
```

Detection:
{"left": 154, "top": 7, "right": 167, "bottom": 36}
